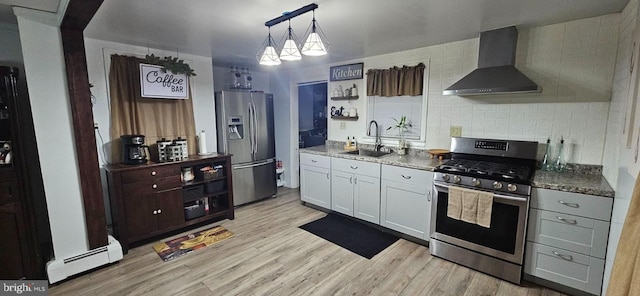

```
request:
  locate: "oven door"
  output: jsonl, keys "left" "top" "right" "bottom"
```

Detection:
{"left": 430, "top": 181, "right": 529, "bottom": 264}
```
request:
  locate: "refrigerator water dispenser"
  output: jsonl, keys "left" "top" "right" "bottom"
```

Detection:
{"left": 227, "top": 116, "right": 244, "bottom": 139}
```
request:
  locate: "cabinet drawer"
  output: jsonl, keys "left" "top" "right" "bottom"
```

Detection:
{"left": 121, "top": 166, "right": 180, "bottom": 184}
{"left": 525, "top": 242, "right": 604, "bottom": 295}
{"left": 528, "top": 208, "right": 609, "bottom": 259}
{"left": 122, "top": 176, "right": 182, "bottom": 196}
{"left": 381, "top": 165, "right": 432, "bottom": 187}
{"left": 531, "top": 188, "right": 613, "bottom": 221}
{"left": 331, "top": 158, "right": 380, "bottom": 178}
{"left": 300, "top": 153, "right": 330, "bottom": 169}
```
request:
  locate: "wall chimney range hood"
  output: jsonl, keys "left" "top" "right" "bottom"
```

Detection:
{"left": 443, "top": 26, "right": 541, "bottom": 96}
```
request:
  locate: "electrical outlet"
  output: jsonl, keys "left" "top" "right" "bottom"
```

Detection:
{"left": 450, "top": 126, "right": 462, "bottom": 137}
{"left": 340, "top": 122, "right": 346, "bottom": 130}
{"left": 94, "top": 123, "right": 99, "bottom": 129}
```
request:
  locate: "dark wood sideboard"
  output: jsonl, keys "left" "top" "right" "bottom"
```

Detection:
{"left": 105, "top": 154, "right": 234, "bottom": 254}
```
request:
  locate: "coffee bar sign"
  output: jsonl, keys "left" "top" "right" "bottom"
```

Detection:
{"left": 140, "top": 64, "right": 189, "bottom": 99}
{"left": 330, "top": 63, "right": 363, "bottom": 81}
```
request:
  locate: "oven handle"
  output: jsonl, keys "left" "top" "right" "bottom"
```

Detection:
{"left": 433, "top": 182, "right": 528, "bottom": 203}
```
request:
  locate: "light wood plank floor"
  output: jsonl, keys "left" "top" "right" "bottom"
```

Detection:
{"left": 49, "top": 188, "right": 566, "bottom": 296}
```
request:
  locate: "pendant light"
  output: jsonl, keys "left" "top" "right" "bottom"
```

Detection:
{"left": 279, "top": 20, "right": 302, "bottom": 61}
{"left": 257, "top": 27, "right": 281, "bottom": 66}
{"left": 301, "top": 10, "right": 328, "bottom": 56}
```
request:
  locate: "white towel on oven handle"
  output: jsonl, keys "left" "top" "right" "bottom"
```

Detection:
{"left": 447, "top": 186, "right": 463, "bottom": 220}
{"left": 476, "top": 190, "right": 494, "bottom": 228}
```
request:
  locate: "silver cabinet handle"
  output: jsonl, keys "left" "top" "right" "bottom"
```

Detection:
{"left": 556, "top": 216, "right": 577, "bottom": 224}
{"left": 558, "top": 200, "right": 579, "bottom": 208}
{"left": 350, "top": 176, "right": 353, "bottom": 184}
{"left": 151, "top": 171, "right": 157, "bottom": 176}
{"left": 326, "top": 173, "right": 329, "bottom": 179}
{"left": 157, "top": 209, "right": 162, "bottom": 214}
{"left": 401, "top": 174, "right": 411, "bottom": 179}
{"left": 311, "top": 159, "right": 317, "bottom": 163}
{"left": 153, "top": 210, "right": 158, "bottom": 215}
{"left": 354, "top": 177, "right": 357, "bottom": 184}
{"left": 152, "top": 184, "right": 158, "bottom": 189}
{"left": 350, "top": 166, "right": 358, "bottom": 169}
{"left": 427, "top": 191, "right": 431, "bottom": 202}
{"left": 553, "top": 251, "right": 573, "bottom": 261}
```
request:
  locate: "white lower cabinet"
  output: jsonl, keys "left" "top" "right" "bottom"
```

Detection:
{"left": 525, "top": 188, "right": 613, "bottom": 295}
{"left": 353, "top": 174, "right": 382, "bottom": 223}
{"left": 525, "top": 242, "right": 605, "bottom": 295}
{"left": 331, "top": 170, "right": 355, "bottom": 216}
{"left": 330, "top": 158, "right": 381, "bottom": 223}
{"left": 300, "top": 154, "right": 331, "bottom": 209}
{"left": 380, "top": 165, "right": 433, "bottom": 240}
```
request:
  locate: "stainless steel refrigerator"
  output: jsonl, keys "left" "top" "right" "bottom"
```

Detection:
{"left": 215, "top": 91, "right": 277, "bottom": 205}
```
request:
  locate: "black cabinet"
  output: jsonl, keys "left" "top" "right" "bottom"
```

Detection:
{"left": 0, "top": 66, "right": 52, "bottom": 279}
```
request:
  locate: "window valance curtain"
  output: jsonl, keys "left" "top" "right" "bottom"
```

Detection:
{"left": 108, "top": 54, "right": 196, "bottom": 163}
{"left": 366, "top": 63, "right": 425, "bottom": 97}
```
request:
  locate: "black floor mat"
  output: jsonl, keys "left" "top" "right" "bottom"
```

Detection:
{"left": 299, "top": 213, "right": 399, "bottom": 259}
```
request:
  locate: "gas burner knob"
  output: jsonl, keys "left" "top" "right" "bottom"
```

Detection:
{"left": 493, "top": 181, "right": 503, "bottom": 189}
{"left": 442, "top": 174, "right": 450, "bottom": 182}
{"left": 472, "top": 178, "right": 481, "bottom": 186}
{"left": 453, "top": 176, "right": 462, "bottom": 184}
{"left": 507, "top": 184, "right": 518, "bottom": 192}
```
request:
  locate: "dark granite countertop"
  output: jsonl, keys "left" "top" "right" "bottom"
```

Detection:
{"left": 301, "top": 145, "right": 615, "bottom": 198}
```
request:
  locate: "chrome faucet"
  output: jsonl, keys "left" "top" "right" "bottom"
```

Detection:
{"left": 367, "top": 120, "right": 382, "bottom": 151}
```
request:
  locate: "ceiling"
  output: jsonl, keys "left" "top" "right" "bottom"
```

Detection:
{"left": 1, "top": 0, "right": 630, "bottom": 69}
{"left": 0, "top": 0, "right": 60, "bottom": 22}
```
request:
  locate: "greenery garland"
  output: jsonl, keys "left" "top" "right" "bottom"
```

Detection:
{"left": 144, "top": 54, "right": 197, "bottom": 77}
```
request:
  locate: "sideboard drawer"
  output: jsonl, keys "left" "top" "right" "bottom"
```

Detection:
{"left": 121, "top": 165, "right": 180, "bottom": 184}
{"left": 122, "top": 176, "right": 182, "bottom": 196}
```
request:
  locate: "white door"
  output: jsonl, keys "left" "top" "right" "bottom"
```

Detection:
{"left": 300, "top": 165, "right": 331, "bottom": 209}
{"left": 331, "top": 170, "right": 354, "bottom": 216}
{"left": 354, "top": 174, "right": 381, "bottom": 224}
{"left": 380, "top": 179, "right": 430, "bottom": 239}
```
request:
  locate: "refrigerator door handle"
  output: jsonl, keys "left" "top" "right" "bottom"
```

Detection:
{"left": 252, "top": 101, "right": 259, "bottom": 155}
{"left": 248, "top": 103, "right": 255, "bottom": 158}
{"left": 233, "top": 159, "right": 273, "bottom": 169}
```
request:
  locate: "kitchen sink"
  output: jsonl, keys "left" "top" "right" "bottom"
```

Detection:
{"left": 343, "top": 149, "right": 391, "bottom": 158}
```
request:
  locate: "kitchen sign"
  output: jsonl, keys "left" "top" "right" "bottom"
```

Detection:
{"left": 140, "top": 64, "right": 189, "bottom": 99}
{"left": 330, "top": 63, "right": 363, "bottom": 81}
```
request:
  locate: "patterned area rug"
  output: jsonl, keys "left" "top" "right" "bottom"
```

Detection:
{"left": 152, "top": 225, "right": 234, "bottom": 262}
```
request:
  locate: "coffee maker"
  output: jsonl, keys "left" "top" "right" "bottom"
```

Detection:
{"left": 121, "top": 135, "right": 149, "bottom": 164}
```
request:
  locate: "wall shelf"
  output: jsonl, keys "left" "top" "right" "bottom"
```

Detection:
{"left": 331, "top": 96, "right": 359, "bottom": 100}
{"left": 331, "top": 116, "right": 359, "bottom": 120}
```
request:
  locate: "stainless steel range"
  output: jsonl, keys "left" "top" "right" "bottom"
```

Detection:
{"left": 430, "top": 137, "right": 538, "bottom": 284}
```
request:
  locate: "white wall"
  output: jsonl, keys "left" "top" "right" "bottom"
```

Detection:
{"left": 291, "top": 14, "right": 618, "bottom": 166}
{"left": 602, "top": 0, "right": 638, "bottom": 293}
{"left": 84, "top": 38, "right": 216, "bottom": 225}
{"left": 15, "top": 14, "right": 89, "bottom": 259}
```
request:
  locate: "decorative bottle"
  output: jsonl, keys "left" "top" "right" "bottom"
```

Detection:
{"left": 554, "top": 136, "right": 566, "bottom": 172}
{"left": 233, "top": 66, "right": 241, "bottom": 89}
{"left": 244, "top": 68, "right": 252, "bottom": 90}
{"left": 541, "top": 137, "right": 552, "bottom": 171}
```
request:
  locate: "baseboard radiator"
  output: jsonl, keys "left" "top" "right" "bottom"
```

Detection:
{"left": 47, "top": 235, "right": 123, "bottom": 284}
